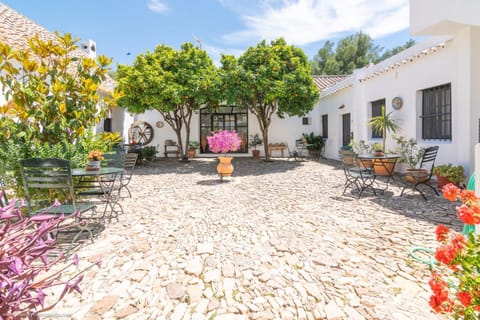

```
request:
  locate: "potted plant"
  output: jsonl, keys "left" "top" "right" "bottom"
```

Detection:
{"left": 339, "top": 144, "right": 356, "bottom": 165}
{"left": 394, "top": 136, "right": 427, "bottom": 182}
{"left": 207, "top": 130, "right": 243, "bottom": 179}
{"left": 368, "top": 106, "right": 400, "bottom": 153}
{"left": 188, "top": 141, "right": 200, "bottom": 158}
{"left": 433, "top": 164, "right": 466, "bottom": 188}
{"left": 249, "top": 134, "right": 263, "bottom": 159}
{"left": 142, "top": 146, "right": 157, "bottom": 161}
{"left": 302, "top": 132, "right": 325, "bottom": 158}
{"left": 87, "top": 149, "right": 104, "bottom": 170}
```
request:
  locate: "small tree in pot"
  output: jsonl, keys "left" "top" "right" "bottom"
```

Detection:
{"left": 188, "top": 141, "right": 200, "bottom": 158}
{"left": 249, "top": 134, "right": 263, "bottom": 159}
{"left": 394, "top": 136, "right": 426, "bottom": 182}
{"left": 368, "top": 106, "right": 400, "bottom": 153}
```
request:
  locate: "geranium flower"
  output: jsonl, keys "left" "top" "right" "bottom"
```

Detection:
{"left": 457, "top": 204, "right": 480, "bottom": 225}
{"left": 458, "top": 291, "right": 472, "bottom": 307}
{"left": 442, "top": 183, "right": 461, "bottom": 201}
{"left": 460, "top": 189, "right": 477, "bottom": 203}
{"left": 429, "top": 188, "right": 480, "bottom": 317}
{"left": 435, "top": 224, "right": 450, "bottom": 242}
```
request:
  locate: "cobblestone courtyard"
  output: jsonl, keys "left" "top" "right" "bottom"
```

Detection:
{"left": 46, "top": 158, "right": 459, "bottom": 319}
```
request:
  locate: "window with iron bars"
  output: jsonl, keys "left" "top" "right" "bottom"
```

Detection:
{"left": 421, "top": 83, "right": 451, "bottom": 140}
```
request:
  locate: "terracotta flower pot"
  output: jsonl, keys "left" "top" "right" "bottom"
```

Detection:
{"left": 217, "top": 157, "right": 234, "bottom": 178}
{"left": 252, "top": 150, "right": 260, "bottom": 159}
{"left": 373, "top": 159, "right": 396, "bottom": 176}
{"left": 406, "top": 168, "right": 428, "bottom": 183}
{"left": 436, "top": 175, "right": 458, "bottom": 189}
{"left": 188, "top": 149, "right": 196, "bottom": 158}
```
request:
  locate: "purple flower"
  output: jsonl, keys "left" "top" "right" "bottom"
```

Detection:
{"left": 207, "top": 130, "right": 243, "bottom": 155}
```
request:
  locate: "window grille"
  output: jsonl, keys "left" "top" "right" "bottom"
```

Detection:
{"left": 421, "top": 84, "right": 451, "bottom": 140}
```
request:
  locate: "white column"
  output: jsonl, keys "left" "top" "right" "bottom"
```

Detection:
{"left": 475, "top": 143, "right": 480, "bottom": 234}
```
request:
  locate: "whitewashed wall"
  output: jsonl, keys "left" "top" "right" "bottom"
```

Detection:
{"left": 316, "top": 27, "right": 480, "bottom": 176}
{"left": 125, "top": 108, "right": 321, "bottom": 158}
{"left": 314, "top": 88, "right": 354, "bottom": 160}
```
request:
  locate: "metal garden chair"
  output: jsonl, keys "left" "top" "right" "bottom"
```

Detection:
{"left": 400, "top": 146, "right": 440, "bottom": 201}
{"left": 341, "top": 154, "right": 376, "bottom": 197}
{"left": 19, "top": 158, "right": 95, "bottom": 244}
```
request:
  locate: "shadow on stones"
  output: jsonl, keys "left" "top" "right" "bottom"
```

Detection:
{"left": 134, "top": 157, "right": 304, "bottom": 177}
{"left": 196, "top": 179, "right": 232, "bottom": 185}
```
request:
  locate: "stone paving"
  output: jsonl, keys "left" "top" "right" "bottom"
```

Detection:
{"left": 44, "top": 157, "right": 460, "bottom": 320}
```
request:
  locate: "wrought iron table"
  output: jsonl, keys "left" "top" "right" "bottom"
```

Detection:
{"left": 72, "top": 167, "right": 124, "bottom": 221}
{"left": 357, "top": 154, "right": 400, "bottom": 191}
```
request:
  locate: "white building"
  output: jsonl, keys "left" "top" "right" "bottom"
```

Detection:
{"left": 317, "top": 0, "right": 480, "bottom": 176}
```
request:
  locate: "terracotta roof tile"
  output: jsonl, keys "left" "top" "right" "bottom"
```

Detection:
{"left": 312, "top": 75, "right": 350, "bottom": 91}
{"left": 0, "top": 3, "right": 113, "bottom": 95}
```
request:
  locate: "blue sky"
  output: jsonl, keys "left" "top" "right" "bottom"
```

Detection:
{"left": 2, "top": 0, "right": 415, "bottom": 68}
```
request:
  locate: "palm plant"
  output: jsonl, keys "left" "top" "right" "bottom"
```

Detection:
{"left": 369, "top": 106, "right": 400, "bottom": 152}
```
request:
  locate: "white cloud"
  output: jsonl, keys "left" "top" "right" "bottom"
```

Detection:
{"left": 221, "top": 0, "right": 409, "bottom": 45}
{"left": 147, "top": 0, "right": 170, "bottom": 14}
{"left": 203, "top": 43, "right": 244, "bottom": 66}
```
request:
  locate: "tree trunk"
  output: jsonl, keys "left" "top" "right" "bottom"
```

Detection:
{"left": 262, "top": 127, "right": 270, "bottom": 161}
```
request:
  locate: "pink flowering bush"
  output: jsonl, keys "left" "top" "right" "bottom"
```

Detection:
{"left": 206, "top": 130, "right": 242, "bottom": 155}
{"left": 427, "top": 183, "right": 480, "bottom": 318}
{"left": 0, "top": 201, "right": 100, "bottom": 319}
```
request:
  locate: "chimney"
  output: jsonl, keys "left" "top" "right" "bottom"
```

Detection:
{"left": 80, "top": 39, "right": 96, "bottom": 58}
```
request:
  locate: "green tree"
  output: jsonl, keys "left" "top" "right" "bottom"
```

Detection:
{"left": 311, "top": 32, "right": 415, "bottom": 75}
{"left": 375, "top": 39, "right": 415, "bottom": 63}
{"left": 0, "top": 32, "right": 111, "bottom": 145}
{"left": 0, "top": 32, "right": 112, "bottom": 192}
{"left": 116, "top": 43, "right": 219, "bottom": 159}
{"left": 221, "top": 38, "right": 320, "bottom": 161}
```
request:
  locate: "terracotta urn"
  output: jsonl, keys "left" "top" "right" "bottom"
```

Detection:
{"left": 217, "top": 157, "right": 234, "bottom": 179}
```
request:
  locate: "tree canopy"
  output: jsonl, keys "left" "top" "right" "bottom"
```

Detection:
{"left": 311, "top": 32, "right": 415, "bottom": 75}
{"left": 221, "top": 38, "right": 320, "bottom": 161}
{"left": 116, "top": 42, "right": 219, "bottom": 159}
{"left": 0, "top": 32, "right": 112, "bottom": 145}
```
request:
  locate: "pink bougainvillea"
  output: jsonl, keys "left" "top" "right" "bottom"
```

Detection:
{"left": 206, "top": 130, "right": 243, "bottom": 155}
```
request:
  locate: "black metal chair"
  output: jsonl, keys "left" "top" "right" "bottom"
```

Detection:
{"left": 0, "top": 177, "right": 11, "bottom": 208}
{"left": 119, "top": 153, "right": 138, "bottom": 198}
{"left": 20, "top": 158, "right": 95, "bottom": 244}
{"left": 341, "top": 154, "right": 376, "bottom": 197}
{"left": 400, "top": 146, "right": 440, "bottom": 201}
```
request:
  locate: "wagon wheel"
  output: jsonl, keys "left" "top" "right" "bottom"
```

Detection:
{"left": 128, "top": 121, "right": 154, "bottom": 145}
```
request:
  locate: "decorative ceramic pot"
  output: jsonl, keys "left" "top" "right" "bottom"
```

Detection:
{"left": 217, "top": 157, "right": 233, "bottom": 178}
{"left": 252, "top": 150, "right": 260, "bottom": 159}
{"left": 86, "top": 160, "right": 101, "bottom": 171}
{"left": 188, "top": 149, "right": 196, "bottom": 158}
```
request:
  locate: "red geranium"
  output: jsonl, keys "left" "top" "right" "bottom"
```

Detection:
{"left": 427, "top": 183, "right": 480, "bottom": 317}
{"left": 435, "top": 224, "right": 450, "bottom": 241}
{"left": 442, "top": 183, "right": 461, "bottom": 201}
